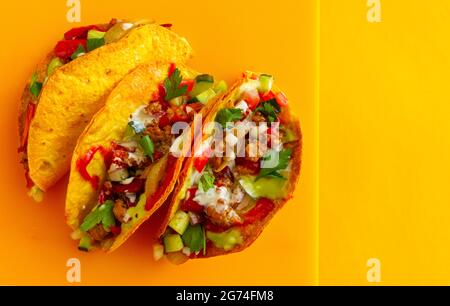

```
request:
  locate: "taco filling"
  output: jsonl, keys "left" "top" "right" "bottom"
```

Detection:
{"left": 19, "top": 18, "right": 157, "bottom": 195}
{"left": 155, "top": 73, "right": 300, "bottom": 263}
{"left": 74, "top": 65, "right": 224, "bottom": 251}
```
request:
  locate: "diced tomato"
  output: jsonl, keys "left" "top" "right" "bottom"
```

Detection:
{"left": 180, "top": 79, "right": 195, "bottom": 93}
{"left": 170, "top": 106, "right": 189, "bottom": 123}
{"left": 193, "top": 154, "right": 210, "bottom": 173}
{"left": 241, "top": 88, "right": 260, "bottom": 110}
{"left": 180, "top": 188, "right": 203, "bottom": 214}
{"left": 244, "top": 198, "right": 275, "bottom": 225}
{"left": 160, "top": 23, "right": 173, "bottom": 28}
{"left": 112, "top": 178, "right": 145, "bottom": 194}
{"left": 158, "top": 114, "right": 170, "bottom": 128}
{"left": 260, "top": 90, "right": 276, "bottom": 102}
{"left": 110, "top": 226, "right": 121, "bottom": 235}
{"left": 168, "top": 63, "right": 176, "bottom": 78}
{"left": 275, "top": 92, "right": 289, "bottom": 107}
{"left": 64, "top": 25, "right": 102, "bottom": 40}
{"left": 54, "top": 39, "right": 87, "bottom": 60}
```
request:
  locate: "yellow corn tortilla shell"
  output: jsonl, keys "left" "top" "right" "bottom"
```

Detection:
{"left": 158, "top": 72, "right": 303, "bottom": 259}
{"left": 65, "top": 62, "right": 220, "bottom": 252}
{"left": 26, "top": 23, "right": 193, "bottom": 191}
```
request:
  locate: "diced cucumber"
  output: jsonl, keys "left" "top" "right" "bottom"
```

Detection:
{"left": 47, "top": 57, "right": 64, "bottom": 76}
{"left": 259, "top": 74, "right": 273, "bottom": 93}
{"left": 108, "top": 168, "right": 129, "bottom": 182}
{"left": 87, "top": 30, "right": 106, "bottom": 40}
{"left": 239, "top": 175, "right": 287, "bottom": 200}
{"left": 214, "top": 80, "right": 228, "bottom": 94}
{"left": 190, "top": 74, "right": 215, "bottom": 97}
{"left": 206, "top": 229, "right": 243, "bottom": 251}
{"left": 78, "top": 236, "right": 93, "bottom": 252}
{"left": 153, "top": 243, "right": 165, "bottom": 261}
{"left": 196, "top": 88, "right": 216, "bottom": 104}
{"left": 169, "top": 211, "right": 190, "bottom": 235}
{"left": 164, "top": 234, "right": 184, "bottom": 253}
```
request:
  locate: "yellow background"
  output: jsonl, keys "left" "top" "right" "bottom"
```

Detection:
{"left": 320, "top": 0, "right": 450, "bottom": 285}
{"left": 0, "top": 0, "right": 316, "bottom": 285}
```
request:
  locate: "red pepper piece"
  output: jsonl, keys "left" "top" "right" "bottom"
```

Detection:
{"left": 180, "top": 79, "right": 195, "bottom": 93}
{"left": 112, "top": 178, "right": 145, "bottom": 194}
{"left": 54, "top": 39, "right": 87, "bottom": 60}
{"left": 180, "top": 188, "right": 203, "bottom": 214}
{"left": 18, "top": 102, "right": 36, "bottom": 153}
{"left": 160, "top": 23, "right": 173, "bottom": 28}
{"left": 244, "top": 198, "right": 275, "bottom": 225}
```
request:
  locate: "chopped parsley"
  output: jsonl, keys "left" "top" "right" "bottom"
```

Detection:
{"left": 257, "top": 148, "right": 292, "bottom": 180}
{"left": 164, "top": 68, "right": 188, "bottom": 101}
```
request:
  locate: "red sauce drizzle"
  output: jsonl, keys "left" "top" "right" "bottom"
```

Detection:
{"left": 145, "top": 154, "right": 178, "bottom": 211}
{"left": 76, "top": 146, "right": 111, "bottom": 190}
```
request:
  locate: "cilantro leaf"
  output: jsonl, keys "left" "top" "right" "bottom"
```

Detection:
{"left": 215, "top": 108, "right": 243, "bottom": 128}
{"left": 198, "top": 171, "right": 215, "bottom": 192}
{"left": 255, "top": 99, "right": 281, "bottom": 122}
{"left": 71, "top": 44, "right": 86, "bottom": 60}
{"left": 80, "top": 200, "right": 116, "bottom": 232}
{"left": 182, "top": 224, "right": 206, "bottom": 253}
{"left": 29, "top": 73, "right": 43, "bottom": 98}
{"left": 257, "top": 148, "right": 292, "bottom": 180}
{"left": 164, "top": 68, "right": 188, "bottom": 101}
{"left": 87, "top": 38, "right": 105, "bottom": 52}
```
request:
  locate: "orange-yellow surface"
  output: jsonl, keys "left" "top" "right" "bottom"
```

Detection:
{"left": 0, "top": 0, "right": 316, "bottom": 285}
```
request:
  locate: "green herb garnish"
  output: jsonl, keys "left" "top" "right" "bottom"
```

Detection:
{"left": 164, "top": 68, "right": 188, "bottom": 101}
{"left": 257, "top": 148, "right": 292, "bottom": 180}
{"left": 71, "top": 44, "right": 86, "bottom": 60}
{"left": 198, "top": 170, "right": 215, "bottom": 192}
{"left": 29, "top": 73, "right": 43, "bottom": 98}
{"left": 182, "top": 224, "right": 206, "bottom": 254}
{"left": 80, "top": 200, "right": 116, "bottom": 232}
{"left": 87, "top": 38, "right": 105, "bottom": 52}
{"left": 255, "top": 99, "right": 281, "bottom": 122}
{"left": 215, "top": 108, "right": 243, "bottom": 128}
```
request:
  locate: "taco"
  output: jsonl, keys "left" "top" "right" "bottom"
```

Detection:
{"left": 66, "top": 62, "right": 228, "bottom": 252}
{"left": 153, "top": 72, "right": 302, "bottom": 264}
{"left": 18, "top": 19, "right": 193, "bottom": 200}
